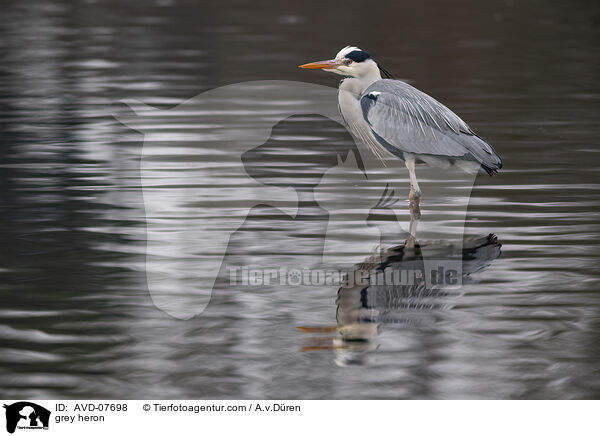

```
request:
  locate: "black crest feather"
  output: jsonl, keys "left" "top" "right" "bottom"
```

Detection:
{"left": 378, "top": 65, "right": 395, "bottom": 79}
{"left": 345, "top": 48, "right": 395, "bottom": 79}
{"left": 345, "top": 50, "right": 372, "bottom": 63}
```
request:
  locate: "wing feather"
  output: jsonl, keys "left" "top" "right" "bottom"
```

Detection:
{"left": 360, "top": 80, "right": 502, "bottom": 174}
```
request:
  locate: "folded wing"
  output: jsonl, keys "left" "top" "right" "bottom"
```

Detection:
{"left": 360, "top": 79, "right": 502, "bottom": 174}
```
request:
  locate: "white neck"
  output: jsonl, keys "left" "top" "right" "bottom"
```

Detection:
{"left": 339, "top": 73, "right": 380, "bottom": 98}
{"left": 339, "top": 61, "right": 382, "bottom": 96}
{"left": 358, "top": 61, "right": 383, "bottom": 86}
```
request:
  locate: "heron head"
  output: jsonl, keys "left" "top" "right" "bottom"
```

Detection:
{"left": 299, "top": 46, "right": 383, "bottom": 79}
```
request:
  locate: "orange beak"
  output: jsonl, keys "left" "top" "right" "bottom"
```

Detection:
{"left": 298, "top": 59, "right": 341, "bottom": 70}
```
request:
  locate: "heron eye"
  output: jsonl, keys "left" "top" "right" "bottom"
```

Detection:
{"left": 344, "top": 59, "right": 352, "bottom": 65}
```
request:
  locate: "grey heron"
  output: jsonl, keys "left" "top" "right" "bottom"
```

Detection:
{"left": 299, "top": 46, "right": 502, "bottom": 214}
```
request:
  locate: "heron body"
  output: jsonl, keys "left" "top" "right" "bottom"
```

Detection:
{"left": 300, "top": 46, "right": 502, "bottom": 208}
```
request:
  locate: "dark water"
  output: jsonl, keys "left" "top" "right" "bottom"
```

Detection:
{"left": 1, "top": 0, "right": 599, "bottom": 399}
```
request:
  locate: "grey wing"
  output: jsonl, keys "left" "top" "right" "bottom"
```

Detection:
{"left": 360, "top": 80, "right": 502, "bottom": 174}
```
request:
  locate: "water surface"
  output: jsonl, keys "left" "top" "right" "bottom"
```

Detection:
{"left": 0, "top": 0, "right": 599, "bottom": 399}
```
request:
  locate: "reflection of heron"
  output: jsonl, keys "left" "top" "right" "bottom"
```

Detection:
{"left": 300, "top": 46, "right": 502, "bottom": 216}
{"left": 300, "top": 233, "right": 501, "bottom": 366}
